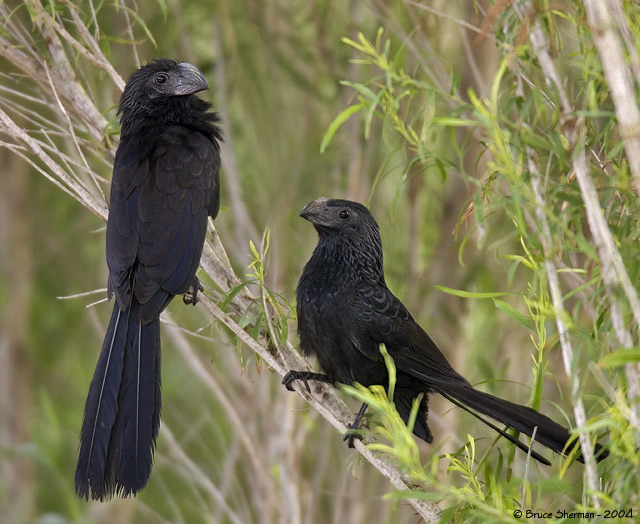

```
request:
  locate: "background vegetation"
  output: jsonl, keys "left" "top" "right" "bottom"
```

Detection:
{"left": 0, "top": 1, "right": 638, "bottom": 523}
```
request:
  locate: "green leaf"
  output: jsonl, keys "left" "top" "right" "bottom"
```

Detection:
{"left": 154, "top": 0, "right": 168, "bottom": 19}
{"left": 364, "top": 89, "right": 384, "bottom": 139}
{"left": 599, "top": 348, "right": 640, "bottom": 369}
{"left": 340, "top": 80, "right": 379, "bottom": 102}
{"left": 492, "top": 298, "right": 535, "bottom": 331}
{"left": 431, "top": 117, "right": 479, "bottom": 127}
{"left": 220, "top": 281, "right": 251, "bottom": 310}
{"left": 435, "top": 285, "right": 516, "bottom": 299}
{"left": 320, "top": 103, "right": 364, "bottom": 153}
{"left": 248, "top": 239, "right": 260, "bottom": 260}
{"left": 379, "top": 343, "right": 396, "bottom": 401}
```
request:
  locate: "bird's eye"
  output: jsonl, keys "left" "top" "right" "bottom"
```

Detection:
{"left": 339, "top": 209, "right": 351, "bottom": 219}
{"left": 155, "top": 73, "right": 168, "bottom": 85}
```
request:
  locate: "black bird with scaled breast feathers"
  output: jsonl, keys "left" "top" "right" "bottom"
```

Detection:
{"left": 283, "top": 198, "right": 607, "bottom": 465}
{"left": 75, "top": 60, "right": 222, "bottom": 500}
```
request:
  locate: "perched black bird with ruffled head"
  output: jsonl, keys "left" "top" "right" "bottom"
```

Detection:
{"left": 284, "top": 198, "right": 607, "bottom": 465}
{"left": 76, "top": 60, "right": 222, "bottom": 500}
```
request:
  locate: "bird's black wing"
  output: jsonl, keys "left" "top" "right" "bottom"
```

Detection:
{"left": 105, "top": 135, "right": 142, "bottom": 311}
{"left": 107, "top": 126, "right": 220, "bottom": 324}
{"left": 348, "top": 282, "right": 467, "bottom": 387}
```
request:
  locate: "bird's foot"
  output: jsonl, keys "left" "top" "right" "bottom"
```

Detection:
{"left": 343, "top": 427, "right": 364, "bottom": 448}
{"left": 282, "top": 370, "right": 332, "bottom": 393}
{"left": 183, "top": 277, "right": 204, "bottom": 305}
{"left": 342, "top": 403, "right": 368, "bottom": 448}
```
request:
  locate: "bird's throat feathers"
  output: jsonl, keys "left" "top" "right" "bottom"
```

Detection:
{"left": 119, "top": 96, "right": 221, "bottom": 140}
{"left": 305, "top": 228, "right": 385, "bottom": 287}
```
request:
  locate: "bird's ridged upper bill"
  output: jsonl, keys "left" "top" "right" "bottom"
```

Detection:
{"left": 300, "top": 197, "right": 329, "bottom": 221}
{"left": 173, "top": 62, "right": 209, "bottom": 96}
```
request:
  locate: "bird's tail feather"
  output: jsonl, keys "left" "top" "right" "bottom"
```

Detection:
{"left": 439, "top": 384, "right": 607, "bottom": 463}
{"left": 395, "top": 391, "right": 433, "bottom": 443}
{"left": 75, "top": 298, "right": 161, "bottom": 500}
{"left": 75, "top": 303, "right": 127, "bottom": 499}
{"left": 108, "top": 312, "right": 161, "bottom": 497}
{"left": 439, "top": 391, "right": 551, "bottom": 464}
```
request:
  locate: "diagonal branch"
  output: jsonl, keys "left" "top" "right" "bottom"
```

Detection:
{"left": 0, "top": 108, "right": 107, "bottom": 220}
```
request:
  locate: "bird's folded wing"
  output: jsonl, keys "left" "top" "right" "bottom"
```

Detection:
{"left": 106, "top": 127, "right": 219, "bottom": 320}
{"left": 349, "top": 283, "right": 469, "bottom": 387}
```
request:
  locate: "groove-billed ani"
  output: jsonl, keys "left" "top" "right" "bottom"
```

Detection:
{"left": 75, "top": 60, "right": 222, "bottom": 500}
{"left": 284, "top": 198, "right": 606, "bottom": 465}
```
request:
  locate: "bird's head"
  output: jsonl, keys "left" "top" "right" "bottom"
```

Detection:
{"left": 118, "top": 59, "right": 209, "bottom": 121}
{"left": 300, "top": 198, "right": 376, "bottom": 235}
{"left": 300, "top": 198, "right": 384, "bottom": 278}
{"left": 300, "top": 197, "right": 382, "bottom": 257}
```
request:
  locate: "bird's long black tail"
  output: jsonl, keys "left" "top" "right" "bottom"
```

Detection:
{"left": 75, "top": 298, "right": 161, "bottom": 500}
{"left": 438, "top": 384, "right": 607, "bottom": 463}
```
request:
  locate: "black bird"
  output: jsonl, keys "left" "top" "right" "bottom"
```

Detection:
{"left": 76, "top": 60, "right": 222, "bottom": 500}
{"left": 284, "top": 198, "right": 606, "bottom": 465}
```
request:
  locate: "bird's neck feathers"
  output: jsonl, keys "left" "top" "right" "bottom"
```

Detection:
{"left": 306, "top": 229, "right": 386, "bottom": 286}
{"left": 119, "top": 95, "right": 221, "bottom": 141}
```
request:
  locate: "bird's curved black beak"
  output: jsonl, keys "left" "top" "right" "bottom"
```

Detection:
{"left": 173, "top": 62, "right": 209, "bottom": 96}
{"left": 300, "top": 197, "right": 329, "bottom": 222}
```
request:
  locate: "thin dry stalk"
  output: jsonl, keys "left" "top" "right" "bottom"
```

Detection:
{"left": 22, "top": 0, "right": 107, "bottom": 138}
{"left": 583, "top": 0, "right": 640, "bottom": 194}
{"left": 44, "top": 61, "right": 106, "bottom": 202}
{"left": 63, "top": 1, "right": 126, "bottom": 91}
{"left": 163, "top": 313, "right": 279, "bottom": 508}
{"left": 0, "top": 108, "right": 107, "bottom": 219}
{"left": 528, "top": 152, "right": 600, "bottom": 505}
{"left": 212, "top": 17, "right": 260, "bottom": 267}
{"left": 161, "top": 425, "right": 246, "bottom": 524}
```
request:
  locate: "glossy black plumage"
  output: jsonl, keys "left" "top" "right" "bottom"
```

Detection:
{"left": 284, "top": 198, "right": 607, "bottom": 465}
{"left": 76, "top": 60, "right": 222, "bottom": 500}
